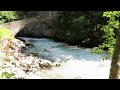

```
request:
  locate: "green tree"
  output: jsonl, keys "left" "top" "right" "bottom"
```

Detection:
{"left": 54, "top": 11, "right": 106, "bottom": 47}
{"left": 92, "top": 11, "right": 120, "bottom": 59}
{"left": 101, "top": 11, "right": 120, "bottom": 79}
{"left": 0, "top": 11, "right": 22, "bottom": 24}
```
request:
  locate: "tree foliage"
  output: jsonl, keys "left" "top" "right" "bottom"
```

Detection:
{"left": 54, "top": 11, "right": 107, "bottom": 47}
{"left": 92, "top": 11, "right": 120, "bottom": 59}
{"left": 0, "top": 11, "right": 22, "bottom": 24}
{"left": 54, "top": 11, "right": 120, "bottom": 59}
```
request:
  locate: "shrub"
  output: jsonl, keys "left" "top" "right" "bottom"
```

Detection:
{"left": 0, "top": 28, "right": 14, "bottom": 41}
{"left": 0, "top": 72, "right": 16, "bottom": 79}
{"left": 0, "top": 28, "right": 14, "bottom": 51}
{"left": 0, "top": 11, "right": 23, "bottom": 24}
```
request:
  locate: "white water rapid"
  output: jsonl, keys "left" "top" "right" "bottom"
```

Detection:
{"left": 22, "top": 37, "right": 112, "bottom": 79}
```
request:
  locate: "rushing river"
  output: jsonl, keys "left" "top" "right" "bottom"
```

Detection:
{"left": 21, "top": 37, "right": 111, "bottom": 79}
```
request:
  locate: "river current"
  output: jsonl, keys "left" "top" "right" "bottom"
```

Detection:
{"left": 21, "top": 37, "right": 111, "bottom": 79}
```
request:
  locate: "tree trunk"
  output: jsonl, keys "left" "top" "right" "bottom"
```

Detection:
{"left": 109, "top": 28, "right": 120, "bottom": 79}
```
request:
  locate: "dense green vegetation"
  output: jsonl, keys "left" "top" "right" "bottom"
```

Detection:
{"left": 54, "top": 11, "right": 120, "bottom": 59}
{"left": 92, "top": 11, "right": 120, "bottom": 59}
{"left": 53, "top": 11, "right": 108, "bottom": 47}
{"left": 0, "top": 11, "right": 23, "bottom": 24}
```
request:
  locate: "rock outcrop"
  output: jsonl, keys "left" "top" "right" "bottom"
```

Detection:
{"left": 0, "top": 38, "right": 61, "bottom": 79}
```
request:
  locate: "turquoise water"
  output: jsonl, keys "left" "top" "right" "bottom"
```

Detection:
{"left": 22, "top": 37, "right": 111, "bottom": 79}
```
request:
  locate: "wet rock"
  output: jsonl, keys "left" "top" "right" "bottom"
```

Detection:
{"left": 21, "top": 46, "right": 27, "bottom": 53}
{"left": 43, "top": 48, "right": 49, "bottom": 52}
{"left": 29, "top": 53, "right": 38, "bottom": 56}
{"left": 10, "top": 39, "right": 26, "bottom": 53}
{"left": 39, "top": 60, "right": 52, "bottom": 68}
{"left": 12, "top": 39, "right": 26, "bottom": 47}
{"left": 25, "top": 41, "right": 35, "bottom": 47}
{"left": 52, "top": 62, "right": 61, "bottom": 67}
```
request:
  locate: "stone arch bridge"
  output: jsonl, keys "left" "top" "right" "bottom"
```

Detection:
{"left": 0, "top": 17, "right": 57, "bottom": 38}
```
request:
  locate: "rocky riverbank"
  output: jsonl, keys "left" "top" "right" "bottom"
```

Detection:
{"left": 0, "top": 38, "right": 61, "bottom": 79}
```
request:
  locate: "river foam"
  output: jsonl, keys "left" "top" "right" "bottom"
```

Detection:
{"left": 21, "top": 37, "right": 112, "bottom": 79}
